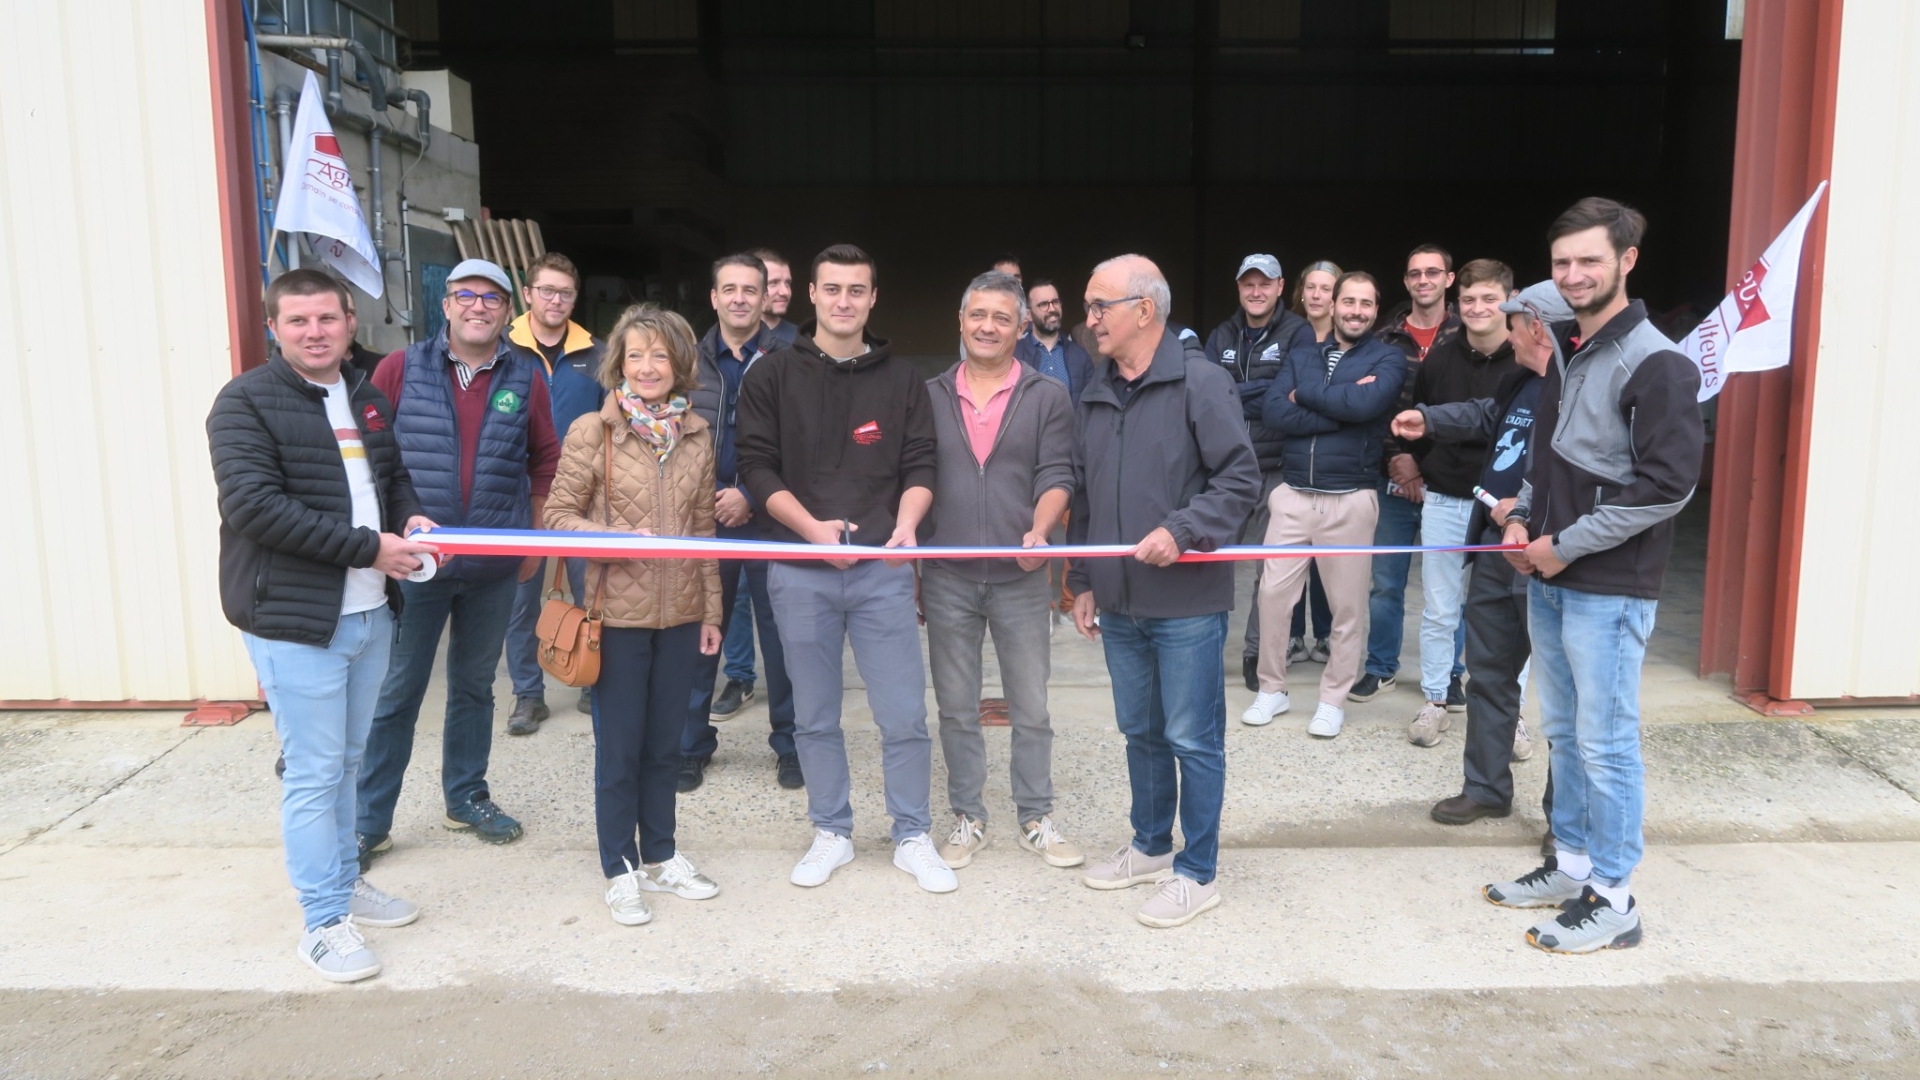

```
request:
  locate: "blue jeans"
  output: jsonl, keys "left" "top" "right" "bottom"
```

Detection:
{"left": 1417, "top": 492, "right": 1475, "bottom": 702}
{"left": 357, "top": 573, "right": 518, "bottom": 838}
{"left": 1099, "top": 611, "right": 1229, "bottom": 884}
{"left": 1529, "top": 579, "right": 1657, "bottom": 888}
{"left": 244, "top": 606, "right": 393, "bottom": 930}
{"left": 504, "top": 557, "right": 587, "bottom": 699}
{"left": 1366, "top": 484, "right": 1466, "bottom": 682}
{"left": 685, "top": 540, "right": 795, "bottom": 760}
{"left": 721, "top": 572, "right": 756, "bottom": 683}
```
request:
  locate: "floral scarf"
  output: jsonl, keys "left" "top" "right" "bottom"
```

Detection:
{"left": 617, "top": 385, "right": 688, "bottom": 462}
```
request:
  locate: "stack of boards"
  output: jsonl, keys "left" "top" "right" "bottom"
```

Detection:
{"left": 451, "top": 217, "right": 547, "bottom": 316}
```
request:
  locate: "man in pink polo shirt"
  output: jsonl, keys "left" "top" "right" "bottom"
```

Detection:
{"left": 922, "top": 271, "right": 1082, "bottom": 872}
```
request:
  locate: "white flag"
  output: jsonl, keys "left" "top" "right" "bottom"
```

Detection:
{"left": 1682, "top": 181, "right": 1826, "bottom": 402}
{"left": 272, "top": 71, "right": 383, "bottom": 297}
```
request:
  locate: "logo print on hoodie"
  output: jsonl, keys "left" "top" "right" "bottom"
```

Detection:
{"left": 852, "top": 420, "right": 883, "bottom": 446}
{"left": 361, "top": 403, "right": 387, "bottom": 432}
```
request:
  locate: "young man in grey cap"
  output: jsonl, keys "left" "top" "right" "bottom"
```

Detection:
{"left": 1204, "top": 254, "right": 1312, "bottom": 691}
{"left": 356, "top": 258, "right": 560, "bottom": 861}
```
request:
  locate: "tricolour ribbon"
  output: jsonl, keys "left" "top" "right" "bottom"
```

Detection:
{"left": 412, "top": 528, "right": 1521, "bottom": 563}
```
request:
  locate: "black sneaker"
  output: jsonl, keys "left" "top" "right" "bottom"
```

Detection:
{"left": 444, "top": 795, "right": 523, "bottom": 843}
{"left": 1241, "top": 656, "right": 1258, "bottom": 693}
{"left": 507, "top": 695, "right": 549, "bottom": 736}
{"left": 356, "top": 831, "right": 392, "bottom": 872}
{"left": 677, "top": 755, "right": 711, "bottom": 794}
{"left": 1348, "top": 672, "right": 1395, "bottom": 702}
{"left": 712, "top": 679, "right": 754, "bottom": 719}
{"left": 1445, "top": 674, "right": 1467, "bottom": 713}
{"left": 776, "top": 752, "right": 804, "bottom": 790}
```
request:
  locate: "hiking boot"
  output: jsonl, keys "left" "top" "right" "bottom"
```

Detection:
{"left": 1240, "top": 690, "right": 1290, "bottom": 727}
{"left": 676, "top": 755, "right": 710, "bottom": 794}
{"left": 605, "top": 860, "right": 653, "bottom": 925}
{"left": 1527, "top": 887, "right": 1642, "bottom": 953}
{"left": 1347, "top": 672, "right": 1394, "bottom": 702}
{"left": 1136, "top": 874, "right": 1221, "bottom": 928}
{"left": 1019, "top": 816, "right": 1084, "bottom": 868}
{"left": 356, "top": 832, "right": 392, "bottom": 872}
{"left": 776, "top": 752, "right": 805, "bottom": 790}
{"left": 1082, "top": 845, "right": 1174, "bottom": 891}
{"left": 1484, "top": 857, "right": 1587, "bottom": 909}
{"left": 507, "top": 695, "right": 548, "bottom": 736}
{"left": 297, "top": 916, "right": 380, "bottom": 983}
{"left": 1309, "top": 637, "right": 1331, "bottom": 663}
{"left": 894, "top": 833, "right": 960, "bottom": 893}
{"left": 712, "top": 678, "right": 754, "bottom": 719}
{"left": 938, "top": 814, "right": 987, "bottom": 869}
{"left": 349, "top": 877, "right": 419, "bottom": 928}
{"left": 639, "top": 851, "right": 720, "bottom": 900}
{"left": 1446, "top": 674, "right": 1467, "bottom": 713}
{"left": 1408, "top": 701, "right": 1453, "bottom": 747}
{"left": 1241, "top": 656, "right": 1258, "bottom": 693}
{"left": 1307, "top": 701, "right": 1345, "bottom": 738}
{"left": 1286, "top": 636, "right": 1309, "bottom": 665}
{"left": 1513, "top": 717, "right": 1535, "bottom": 761}
{"left": 790, "top": 829, "right": 855, "bottom": 887}
{"left": 1431, "top": 794, "right": 1511, "bottom": 826}
{"left": 444, "top": 795, "right": 523, "bottom": 844}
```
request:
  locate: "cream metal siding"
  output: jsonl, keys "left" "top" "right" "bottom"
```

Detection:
{"left": 0, "top": 2, "right": 254, "bottom": 700}
{"left": 1791, "top": 0, "right": 1920, "bottom": 699}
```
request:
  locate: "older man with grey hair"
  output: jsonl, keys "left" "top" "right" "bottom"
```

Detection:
{"left": 1067, "top": 255, "right": 1261, "bottom": 928}
{"left": 922, "top": 271, "right": 1081, "bottom": 871}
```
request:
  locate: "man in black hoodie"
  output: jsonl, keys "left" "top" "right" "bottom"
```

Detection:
{"left": 736, "top": 244, "right": 955, "bottom": 896}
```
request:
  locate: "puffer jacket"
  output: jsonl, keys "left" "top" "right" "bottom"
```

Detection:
{"left": 544, "top": 395, "right": 724, "bottom": 629}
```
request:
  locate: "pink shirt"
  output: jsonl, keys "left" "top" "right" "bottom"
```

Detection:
{"left": 955, "top": 363, "right": 1021, "bottom": 465}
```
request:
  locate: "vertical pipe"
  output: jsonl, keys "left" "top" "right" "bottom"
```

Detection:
{"left": 273, "top": 87, "right": 299, "bottom": 269}
{"left": 367, "top": 125, "right": 387, "bottom": 301}
{"left": 400, "top": 196, "right": 416, "bottom": 341}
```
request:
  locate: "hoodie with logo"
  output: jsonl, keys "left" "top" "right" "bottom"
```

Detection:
{"left": 736, "top": 328, "right": 938, "bottom": 546}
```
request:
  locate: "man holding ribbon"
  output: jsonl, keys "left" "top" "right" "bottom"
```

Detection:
{"left": 1069, "top": 254, "right": 1260, "bottom": 928}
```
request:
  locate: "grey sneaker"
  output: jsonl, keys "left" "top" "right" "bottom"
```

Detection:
{"left": 1408, "top": 701, "right": 1452, "bottom": 747}
{"left": 1286, "top": 636, "right": 1309, "bottom": 665}
{"left": 349, "top": 877, "right": 419, "bottom": 927}
{"left": 1484, "top": 858, "right": 1588, "bottom": 909}
{"left": 639, "top": 851, "right": 719, "bottom": 900}
{"left": 1513, "top": 717, "right": 1535, "bottom": 761}
{"left": 938, "top": 814, "right": 987, "bottom": 869}
{"left": 1309, "top": 637, "right": 1331, "bottom": 663}
{"left": 296, "top": 916, "right": 380, "bottom": 983}
{"left": 1082, "top": 845, "right": 1175, "bottom": 891}
{"left": 1528, "top": 887, "right": 1642, "bottom": 953}
{"left": 606, "top": 860, "right": 653, "bottom": 925}
{"left": 507, "top": 696, "right": 548, "bottom": 736}
{"left": 1136, "top": 874, "right": 1221, "bottom": 928}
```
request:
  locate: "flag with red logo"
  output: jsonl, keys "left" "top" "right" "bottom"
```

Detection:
{"left": 1681, "top": 181, "right": 1826, "bottom": 401}
{"left": 271, "top": 71, "right": 384, "bottom": 297}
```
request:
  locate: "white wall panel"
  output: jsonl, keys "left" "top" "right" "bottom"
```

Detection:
{"left": 0, "top": 0, "right": 254, "bottom": 701}
{"left": 1792, "top": 0, "right": 1920, "bottom": 699}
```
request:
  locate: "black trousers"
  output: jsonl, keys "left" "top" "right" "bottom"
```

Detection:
{"left": 593, "top": 622, "right": 700, "bottom": 876}
{"left": 1461, "top": 526, "right": 1553, "bottom": 818}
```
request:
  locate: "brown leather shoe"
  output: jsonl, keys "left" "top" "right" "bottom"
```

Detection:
{"left": 1431, "top": 794, "right": 1512, "bottom": 825}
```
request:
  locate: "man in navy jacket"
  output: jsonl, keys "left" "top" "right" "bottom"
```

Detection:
{"left": 1242, "top": 272, "right": 1406, "bottom": 739}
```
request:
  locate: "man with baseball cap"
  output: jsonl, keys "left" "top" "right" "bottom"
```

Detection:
{"left": 1203, "top": 254, "right": 1311, "bottom": 692}
{"left": 356, "top": 257, "right": 561, "bottom": 861}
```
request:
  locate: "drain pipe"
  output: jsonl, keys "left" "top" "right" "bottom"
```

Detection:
{"left": 255, "top": 35, "right": 388, "bottom": 117}
{"left": 272, "top": 84, "right": 299, "bottom": 269}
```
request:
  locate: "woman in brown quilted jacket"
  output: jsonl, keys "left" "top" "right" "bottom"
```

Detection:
{"left": 545, "top": 303, "right": 725, "bottom": 927}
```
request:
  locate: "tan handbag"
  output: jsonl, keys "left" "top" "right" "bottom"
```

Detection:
{"left": 535, "top": 429, "right": 613, "bottom": 687}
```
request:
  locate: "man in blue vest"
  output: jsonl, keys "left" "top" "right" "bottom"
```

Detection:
{"left": 357, "top": 259, "right": 562, "bottom": 860}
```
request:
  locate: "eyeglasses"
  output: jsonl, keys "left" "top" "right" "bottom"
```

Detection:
{"left": 533, "top": 285, "right": 578, "bottom": 303}
{"left": 1032, "top": 298, "right": 1063, "bottom": 309}
{"left": 449, "top": 290, "right": 507, "bottom": 310}
{"left": 1404, "top": 268, "right": 1449, "bottom": 281}
{"left": 1083, "top": 296, "right": 1145, "bottom": 321}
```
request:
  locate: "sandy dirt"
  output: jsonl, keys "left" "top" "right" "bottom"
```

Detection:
{"left": 4, "top": 974, "right": 1917, "bottom": 1078}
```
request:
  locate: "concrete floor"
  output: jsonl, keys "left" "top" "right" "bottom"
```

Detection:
{"left": 4, "top": 506, "right": 1920, "bottom": 1075}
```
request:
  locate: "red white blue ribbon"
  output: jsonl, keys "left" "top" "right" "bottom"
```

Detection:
{"left": 411, "top": 527, "right": 1520, "bottom": 563}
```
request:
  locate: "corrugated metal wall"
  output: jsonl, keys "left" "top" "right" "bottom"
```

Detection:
{"left": 0, "top": 2, "right": 255, "bottom": 701}
{"left": 1791, "top": 0, "right": 1920, "bottom": 699}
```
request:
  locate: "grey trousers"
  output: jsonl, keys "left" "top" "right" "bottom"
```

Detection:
{"left": 767, "top": 559, "right": 932, "bottom": 843}
{"left": 1240, "top": 469, "right": 1285, "bottom": 658}
{"left": 921, "top": 564, "right": 1055, "bottom": 825}
{"left": 1461, "top": 524, "right": 1533, "bottom": 809}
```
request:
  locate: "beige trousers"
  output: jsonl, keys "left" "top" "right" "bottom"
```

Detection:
{"left": 1255, "top": 484, "right": 1380, "bottom": 704}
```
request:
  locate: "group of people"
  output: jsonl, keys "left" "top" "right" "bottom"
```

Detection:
{"left": 208, "top": 194, "right": 1702, "bottom": 985}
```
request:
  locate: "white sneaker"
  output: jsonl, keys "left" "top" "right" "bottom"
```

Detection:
{"left": 349, "top": 876, "right": 419, "bottom": 927}
{"left": 1240, "top": 690, "right": 1290, "bottom": 727}
{"left": 893, "top": 833, "right": 959, "bottom": 894}
{"left": 1307, "top": 701, "right": 1345, "bottom": 738}
{"left": 605, "top": 860, "right": 653, "bottom": 925}
{"left": 790, "top": 828, "right": 855, "bottom": 888}
{"left": 296, "top": 916, "right": 381, "bottom": 983}
{"left": 640, "top": 851, "right": 720, "bottom": 900}
{"left": 1513, "top": 717, "right": 1535, "bottom": 761}
{"left": 1408, "top": 701, "right": 1452, "bottom": 747}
